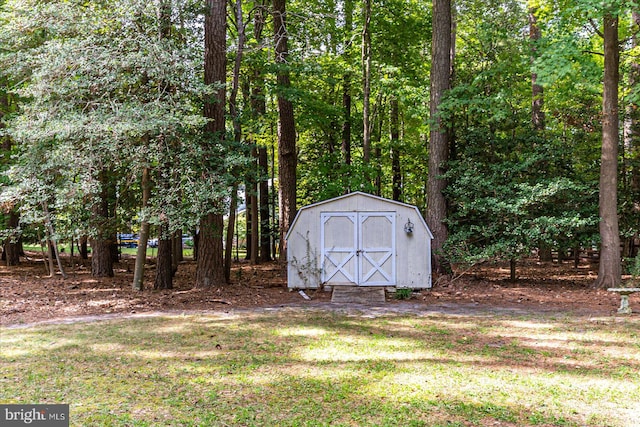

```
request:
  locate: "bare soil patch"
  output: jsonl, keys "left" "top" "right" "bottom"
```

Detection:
{"left": 0, "top": 253, "right": 632, "bottom": 326}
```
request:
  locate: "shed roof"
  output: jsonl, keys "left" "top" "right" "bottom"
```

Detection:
{"left": 286, "top": 191, "right": 434, "bottom": 240}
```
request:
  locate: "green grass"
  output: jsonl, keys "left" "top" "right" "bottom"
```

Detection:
{"left": 1, "top": 310, "right": 639, "bottom": 426}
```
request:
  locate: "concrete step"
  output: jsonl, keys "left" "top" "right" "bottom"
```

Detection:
{"left": 331, "top": 286, "right": 386, "bottom": 304}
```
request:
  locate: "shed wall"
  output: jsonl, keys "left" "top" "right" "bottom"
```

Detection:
{"left": 286, "top": 193, "right": 432, "bottom": 289}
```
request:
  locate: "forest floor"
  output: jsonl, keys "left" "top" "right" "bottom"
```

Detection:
{"left": 1, "top": 252, "right": 637, "bottom": 327}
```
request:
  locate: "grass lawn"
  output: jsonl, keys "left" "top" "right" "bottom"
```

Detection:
{"left": 1, "top": 309, "right": 638, "bottom": 426}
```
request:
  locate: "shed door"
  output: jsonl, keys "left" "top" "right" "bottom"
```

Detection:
{"left": 321, "top": 212, "right": 395, "bottom": 286}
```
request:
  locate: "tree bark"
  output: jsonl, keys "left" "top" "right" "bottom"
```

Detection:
{"left": 362, "top": 0, "right": 372, "bottom": 167}
{"left": 197, "top": 212, "right": 226, "bottom": 287}
{"left": 133, "top": 167, "right": 151, "bottom": 290}
{"left": 595, "top": 14, "right": 621, "bottom": 288}
{"left": 529, "top": 5, "right": 545, "bottom": 131}
{"left": 529, "top": 4, "right": 552, "bottom": 262}
{"left": 258, "top": 146, "right": 272, "bottom": 261}
{"left": 4, "top": 211, "right": 20, "bottom": 266}
{"left": 427, "top": 0, "right": 452, "bottom": 274}
{"left": 390, "top": 96, "right": 401, "bottom": 202}
{"left": 154, "top": 224, "right": 173, "bottom": 290}
{"left": 197, "top": 0, "right": 227, "bottom": 287}
{"left": 224, "top": 185, "right": 238, "bottom": 283}
{"left": 273, "top": 0, "right": 297, "bottom": 261}
{"left": 341, "top": 0, "right": 353, "bottom": 171}
{"left": 90, "top": 170, "right": 114, "bottom": 277}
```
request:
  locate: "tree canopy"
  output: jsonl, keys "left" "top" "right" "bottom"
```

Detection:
{"left": 0, "top": 0, "right": 638, "bottom": 287}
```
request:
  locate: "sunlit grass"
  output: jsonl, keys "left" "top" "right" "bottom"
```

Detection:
{"left": 1, "top": 310, "right": 639, "bottom": 426}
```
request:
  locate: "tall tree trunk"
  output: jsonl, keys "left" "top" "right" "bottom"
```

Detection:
{"left": 197, "top": 213, "right": 226, "bottom": 286}
{"left": 361, "top": 0, "right": 372, "bottom": 167}
{"left": 91, "top": 170, "right": 114, "bottom": 277}
{"left": 595, "top": 14, "right": 621, "bottom": 288}
{"left": 390, "top": 96, "right": 401, "bottom": 202}
{"left": 251, "top": 5, "right": 271, "bottom": 262}
{"left": 258, "top": 146, "right": 271, "bottom": 261}
{"left": 427, "top": 0, "right": 452, "bottom": 274}
{"left": 79, "top": 236, "right": 89, "bottom": 260}
{"left": 628, "top": 11, "right": 640, "bottom": 251}
{"left": 154, "top": 224, "right": 173, "bottom": 290}
{"left": 4, "top": 211, "right": 20, "bottom": 266}
{"left": 155, "top": 156, "right": 174, "bottom": 289}
{"left": 529, "top": 4, "right": 552, "bottom": 262}
{"left": 42, "top": 201, "right": 66, "bottom": 279}
{"left": 341, "top": 0, "right": 353, "bottom": 173}
{"left": 133, "top": 167, "right": 151, "bottom": 290}
{"left": 172, "top": 230, "right": 183, "bottom": 269}
{"left": 197, "top": 0, "right": 227, "bottom": 287}
{"left": 529, "top": 4, "right": 545, "bottom": 131}
{"left": 273, "top": 0, "right": 297, "bottom": 261}
{"left": 225, "top": 185, "right": 238, "bottom": 283}
{"left": 250, "top": 171, "right": 259, "bottom": 264}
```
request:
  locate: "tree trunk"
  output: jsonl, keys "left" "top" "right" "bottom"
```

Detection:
{"left": 259, "top": 146, "right": 272, "bottom": 261}
{"left": 172, "top": 230, "right": 182, "bottom": 270}
{"left": 250, "top": 182, "right": 259, "bottom": 264}
{"left": 197, "top": 0, "right": 227, "bottom": 287}
{"left": 133, "top": 167, "right": 151, "bottom": 290}
{"left": 390, "top": 97, "right": 402, "bottom": 202}
{"left": 79, "top": 236, "right": 89, "bottom": 260}
{"left": 362, "top": 0, "right": 372, "bottom": 167}
{"left": 595, "top": 14, "right": 621, "bottom": 288}
{"left": 225, "top": 185, "right": 238, "bottom": 283}
{"left": 529, "top": 4, "right": 553, "bottom": 263}
{"left": 4, "top": 211, "right": 20, "bottom": 266}
{"left": 273, "top": 0, "right": 297, "bottom": 261}
{"left": 91, "top": 171, "right": 114, "bottom": 277}
{"left": 427, "top": 0, "right": 452, "bottom": 274}
{"left": 529, "top": 5, "right": 545, "bottom": 131}
{"left": 628, "top": 11, "right": 640, "bottom": 251}
{"left": 154, "top": 225, "right": 173, "bottom": 290}
{"left": 197, "top": 213, "right": 226, "bottom": 287}
{"left": 341, "top": 0, "right": 353, "bottom": 172}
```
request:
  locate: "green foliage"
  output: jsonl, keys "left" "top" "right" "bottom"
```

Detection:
{"left": 444, "top": 132, "right": 598, "bottom": 265}
{"left": 0, "top": 0, "right": 241, "bottom": 242}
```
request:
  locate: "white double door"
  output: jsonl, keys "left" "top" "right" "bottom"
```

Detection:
{"left": 321, "top": 212, "right": 396, "bottom": 286}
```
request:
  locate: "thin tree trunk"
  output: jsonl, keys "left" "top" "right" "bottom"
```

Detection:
{"left": 595, "top": 14, "right": 621, "bottom": 288}
{"left": 259, "top": 146, "right": 271, "bottom": 261}
{"left": 133, "top": 167, "right": 151, "bottom": 290}
{"left": 427, "top": 0, "right": 452, "bottom": 274}
{"left": 42, "top": 202, "right": 67, "bottom": 279}
{"left": 273, "top": 0, "right": 297, "bottom": 261}
{"left": 172, "top": 230, "right": 182, "bottom": 271}
{"left": 628, "top": 11, "right": 640, "bottom": 250}
{"left": 529, "top": 4, "right": 552, "bottom": 263}
{"left": 225, "top": 185, "right": 238, "bottom": 283}
{"left": 390, "top": 97, "right": 401, "bottom": 202}
{"left": 341, "top": 0, "right": 353, "bottom": 173}
{"left": 362, "top": 0, "right": 372, "bottom": 167}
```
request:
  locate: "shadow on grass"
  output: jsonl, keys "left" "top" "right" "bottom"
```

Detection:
{"left": 2, "top": 310, "right": 639, "bottom": 426}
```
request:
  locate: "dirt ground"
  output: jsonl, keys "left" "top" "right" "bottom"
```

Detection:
{"left": 0, "top": 252, "right": 636, "bottom": 326}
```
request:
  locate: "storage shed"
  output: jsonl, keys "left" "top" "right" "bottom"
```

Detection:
{"left": 286, "top": 192, "right": 433, "bottom": 290}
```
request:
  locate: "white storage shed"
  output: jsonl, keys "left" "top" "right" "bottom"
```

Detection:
{"left": 286, "top": 192, "right": 433, "bottom": 290}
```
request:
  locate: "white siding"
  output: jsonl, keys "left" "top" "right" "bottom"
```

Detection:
{"left": 286, "top": 192, "right": 432, "bottom": 289}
